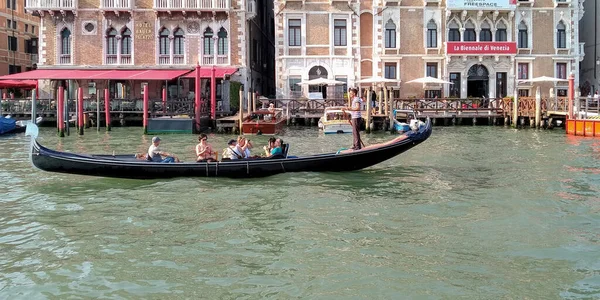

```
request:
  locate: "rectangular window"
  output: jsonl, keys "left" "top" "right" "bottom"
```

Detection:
{"left": 288, "top": 19, "right": 301, "bottom": 46}
{"left": 426, "top": 63, "right": 437, "bottom": 78}
{"left": 557, "top": 89, "right": 567, "bottom": 97}
{"left": 427, "top": 28, "right": 437, "bottom": 48}
{"left": 384, "top": 63, "right": 396, "bottom": 79}
{"left": 12, "top": 20, "right": 16, "bottom": 30}
{"left": 7, "top": 19, "right": 11, "bottom": 28}
{"left": 557, "top": 29, "right": 566, "bottom": 48}
{"left": 517, "top": 63, "right": 529, "bottom": 80}
{"left": 8, "top": 65, "right": 21, "bottom": 74}
{"left": 335, "top": 76, "right": 347, "bottom": 97}
{"left": 518, "top": 29, "right": 528, "bottom": 48}
{"left": 495, "top": 29, "right": 507, "bottom": 41}
{"left": 334, "top": 19, "right": 347, "bottom": 46}
{"left": 385, "top": 25, "right": 396, "bottom": 48}
{"left": 289, "top": 77, "right": 301, "bottom": 96}
{"left": 518, "top": 89, "right": 530, "bottom": 97}
{"left": 8, "top": 36, "right": 17, "bottom": 51}
{"left": 425, "top": 90, "right": 441, "bottom": 98}
{"left": 448, "top": 29, "right": 460, "bottom": 42}
{"left": 496, "top": 72, "right": 507, "bottom": 98}
{"left": 556, "top": 63, "right": 567, "bottom": 79}
{"left": 25, "top": 24, "right": 28, "bottom": 32}
{"left": 7, "top": 0, "right": 15, "bottom": 9}
{"left": 449, "top": 73, "right": 461, "bottom": 97}
{"left": 32, "top": 25, "right": 35, "bottom": 34}
{"left": 464, "top": 29, "right": 476, "bottom": 41}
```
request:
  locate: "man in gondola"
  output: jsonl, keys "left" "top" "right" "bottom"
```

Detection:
{"left": 342, "top": 88, "right": 363, "bottom": 150}
{"left": 148, "top": 136, "right": 180, "bottom": 163}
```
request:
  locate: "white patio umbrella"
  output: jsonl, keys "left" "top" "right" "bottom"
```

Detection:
{"left": 355, "top": 76, "right": 399, "bottom": 84}
{"left": 406, "top": 76, "right": 454, "bottom": 84}
{"left": 518, "top": 76, "right": 568, "bottom": 83}
{"left": 297, "top": 77, "right": 345, "bottom": 86}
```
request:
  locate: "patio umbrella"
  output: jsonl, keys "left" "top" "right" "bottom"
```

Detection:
{"left": 355, "top": 76, "right": 399, "bottom": 84}
{"left": 406, "top": 77, "right": 454, "bottom": 84}
{"left": 518, "top": 76, "right": 568, "bottom": 83}
{"left": 297, "top": 78, "right": 345, "bottom": 86}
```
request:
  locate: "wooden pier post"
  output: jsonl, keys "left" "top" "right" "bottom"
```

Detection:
{"left": 535, "top": 86, "right": 541, "bottom": 128}
{"left": 252, "top": 91, "right": 257, "bottom": 112}
{"left": 385, "top": 87, "right": 393, "bottom": 131}
{"left": 57, "top": 86, "right": 65, "bottom": 137}
{"left": 194, "top": 65, "right": 201, "bottom": 133}
{"left": 31, "top": 90, "right": 37, "bottom": 123}
{"left": 77, "top": 87, "right": 84, "bottom": 135}
{"left": 162, "top": 87, "right": 167, "bottom": 113}
{"left": 568, "top": 73, "right": 574, "bottom": 119}
{"left": 512, "top": 89, "right": 518, "bottom": 128}
{"left": 211, "top": 66, "right": 217, "bottom": 121}
{"left": 143, "top": 84, "right": 149, "bottom": 134}
{"left": 247, "top": 91, "right": 252, "bottom": 116}
{"left": 104, "top": 88, "right": 111, "bottom": 131}
{"left": 238, "top": 89, "right": 243, "bottom": 134}
{"left": 366, "top": 88, "right": 372, "bottom": 134}
{"left": 378, "top": 87, "right": 383, "bottom": 115}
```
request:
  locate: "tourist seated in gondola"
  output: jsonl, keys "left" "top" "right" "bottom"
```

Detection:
{"left": 196, "top": 134, "right": 217, "bottom": 162}
{"left": 222, "top": 139, "right": 244, "bottom": 160}
{"left": 264, "top": 138, "right": 284, "bottom": 158}
{"left": 237, "top": 136, "right": 254, "bottom": 158}
{"left": 148, "top": 136, "right": 180, "bottom": 163}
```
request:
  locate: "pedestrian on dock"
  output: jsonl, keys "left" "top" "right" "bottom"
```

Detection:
{"left": 343, "top": 88, "right": 364, "bottom": 150}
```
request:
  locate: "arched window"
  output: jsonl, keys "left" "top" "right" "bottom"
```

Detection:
{"left": 518, "top": 22, "right": 528, "bottom": 48}
{"left": 426, "top": 20, "right": 437, "bottom": 48}
{"left": 60, "top": 28, "right": 71, "bottom": 55}
{"left": 121, "top": 27, "right": 131, "bottom": 55}
{"left": 173, "top": 28, "right": 184, "bottom": 55}
{"left": 217, "top": 27, "right": 228, "bottom": 55}
{"left": 106, "top": 28, "right": 117, "bottom": 55}
{"left": 384, "top": 20, "right": 396, "bottom": 48}
{"left": 480, "top": 21, "right": 492, "bottom": 41}
{"left": 159, "top": 28, "right": 170, "bottom": 55}
{"left": 203, "top": 27, "right": 214, "bottom": 55}
{"left": 495, "top": 21, "right": 507, "bottom": 42}
{"left": 448, "top": 20, "right": 460, "bottom": 42}
{"left": 557, "top": 21, "right": 566, "bottom": 48}
{"left": 464, "top": 20, "right": 476, "bottom": 41}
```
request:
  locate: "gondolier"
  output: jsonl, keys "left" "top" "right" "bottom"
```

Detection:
{"left": 343, "top": 88, "right": 364, "bottom": 150}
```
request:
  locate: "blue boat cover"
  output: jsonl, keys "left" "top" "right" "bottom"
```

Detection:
{"left": 0, "top": 117, "right": 16, "bottom": 135}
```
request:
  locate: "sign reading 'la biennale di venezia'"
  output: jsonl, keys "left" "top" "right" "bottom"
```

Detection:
{"left": 446, "top": 42, "right": 517, "bottom": 55}
{"left": 447, "top": 0, "right": 516, "bottom": 9}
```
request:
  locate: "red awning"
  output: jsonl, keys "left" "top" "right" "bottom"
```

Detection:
{"left": 0, "top": 80, "right": 37, "bottom": 89}
{"left": 0, "top": 69, "right": 193, "bottom": 81}
{"left": 184, "top": 67, "right": 239, "bottom": 79}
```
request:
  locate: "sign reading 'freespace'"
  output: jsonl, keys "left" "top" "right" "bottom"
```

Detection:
{"left": 447, "top": 0, "right": 516, "bottom": 9}
{"left": 446, "top": 42, "right": 518, "bottom": 55}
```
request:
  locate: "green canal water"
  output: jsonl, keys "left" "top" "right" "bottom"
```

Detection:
{"left": 1, "top": 126, "right": 600, "bottom": 299}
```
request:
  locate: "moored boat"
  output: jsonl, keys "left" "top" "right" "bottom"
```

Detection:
{"left": 318, "top": 106, "right": 352, "bottom": 134}
{"left": 26, "top": 118, "right": 433, "bottom": 179}
{"left": 242, "top": 109, "right": 286, "bottom": 135}
{"left": 393, "top": 109, "right": 418, "bottom": 133}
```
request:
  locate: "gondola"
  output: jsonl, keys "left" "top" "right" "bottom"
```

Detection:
{"left": 26, "top": 118, "right": 432, "bottom": 179}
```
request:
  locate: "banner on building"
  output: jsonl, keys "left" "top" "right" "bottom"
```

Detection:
{"left": 446, "top": 42, "right": 517, "bottom": 55}
{"left": 447, "top": 0, "right": 516, "bottom": 9}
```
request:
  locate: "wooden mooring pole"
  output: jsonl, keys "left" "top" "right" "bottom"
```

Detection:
{"left": 57, "top": 86, "right": 65, "bottom": 137}
{"left": 238, "top": 89, "right": 243, "bottom": 134}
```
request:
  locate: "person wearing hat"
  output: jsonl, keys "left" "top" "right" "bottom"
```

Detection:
{"left": 223, "top": 139, "right": 244, "bottom": 160}
{"left": 148, "top": 136, "right": 180, "bottom": 163}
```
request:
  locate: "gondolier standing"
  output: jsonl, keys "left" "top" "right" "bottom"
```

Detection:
{"left": 343, "top": 88, "right": 363, "bottom": 150}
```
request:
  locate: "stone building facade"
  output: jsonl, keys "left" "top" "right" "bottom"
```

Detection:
{"left": 578, "top": 0, "right": 598, "bottom": 95}
{"left": 25, "top": 0, "right": 270, "bottom": 107}
{"left": 1, "top": 0, "right": 39, "bottom": 76}
{"left": 274, "top": 0, "right": 585, "bottom": 99}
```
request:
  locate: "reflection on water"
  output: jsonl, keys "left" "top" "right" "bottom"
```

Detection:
{"left": 1, "top": 126, "right": 600, "bottom": 298}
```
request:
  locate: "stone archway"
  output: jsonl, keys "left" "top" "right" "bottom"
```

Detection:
{"left": 308, "top": 65, "right": 328, "bottom": 98}
{"left": 467, "top": 64, "right": 489, "bottom": 98}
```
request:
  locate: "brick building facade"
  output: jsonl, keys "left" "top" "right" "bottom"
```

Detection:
{"left": 275, "top": 0, "right": 585, "bottom": 99}
{"left": 25, "top": 0, "right": 270, "bottom": 108}
{"left": 1, "top": 0, "right": 39, "bottom": 76}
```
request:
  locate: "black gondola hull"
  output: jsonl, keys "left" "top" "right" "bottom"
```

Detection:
{"left": 30, "top": 119, "right": 432, "bottom": 179}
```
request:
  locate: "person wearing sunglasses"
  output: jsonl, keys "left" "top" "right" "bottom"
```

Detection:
{"left": 196, "top": 134, "right": 216, "bottom": 162}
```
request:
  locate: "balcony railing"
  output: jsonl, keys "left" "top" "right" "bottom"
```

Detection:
{"left": 173, "top": 54, "right": 185, "bottom": 65}
{"left": 26, "top": 0, "right": 77, "bottom": 10}
{"left": 202, "top": 55, "right": 214, "bottom": 65}
{"left": 153, "top": 0, "right": 229, "bottom": 10}
{"left": 105, "top": 54, "right": 118, "bottom": 64}
{"left": 121, "top": 54, "right": 131, "bottom": 64}
{"left": 101, "top": 0, "right": 132, "bottom": 9}
{"left": 158, "top": 55, "right": 170, "bottom": 65}
{"left": 59, "top": 54, "right": 71, "bottom": 65}
{"left": 216, "top": 55, "right": 228, "bottom": 65}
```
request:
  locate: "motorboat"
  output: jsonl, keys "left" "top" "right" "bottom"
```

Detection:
{"left": 242, "top": 108, "right": 286, "bottom": 135}
{"left": 318, "top": 106, "right": 353, "bottom": 134}
{"left": 393, "top": 109, "right": 418, "bottom": 133}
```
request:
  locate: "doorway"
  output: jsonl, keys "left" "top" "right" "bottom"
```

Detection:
{"left": 308, "top": 65, "right": 328, "bottom": 99}
{"left": 467, "top": 64, "right": 489, "bottom": 98}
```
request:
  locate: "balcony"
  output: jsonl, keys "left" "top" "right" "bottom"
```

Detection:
{"left": 158, "top": 54, "right": 185, "bottom": 65}
{"left": 59, "top": 54, "right": 71, "bottom": 65}
{"left": 26, "top": 0, "right": 77, "bottom": 14}
{"left": 105, "top": 54, "right": 118, "bottom": 64}
{"left": 100, "top": 0, "right": 133, "bottom": 12}
{"left": 153, "top": 0, "right": 229, "bottom": 12}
